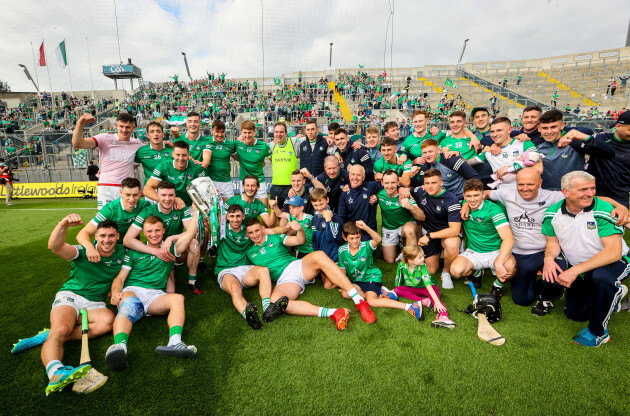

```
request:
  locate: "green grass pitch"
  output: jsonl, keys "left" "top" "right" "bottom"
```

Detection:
{"left": 1, "top": 198, "right": 630, "bottom": 415}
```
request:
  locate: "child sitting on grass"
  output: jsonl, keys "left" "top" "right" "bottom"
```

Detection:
{"left": 338, "top": 220, "right": 424, "bottom": 322}
{"left": 393, "top": 245, "right": 456, "bottom": 329}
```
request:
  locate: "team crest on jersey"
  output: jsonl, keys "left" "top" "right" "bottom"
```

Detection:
{"left": 196, "top": 145, "right": 201, "bottom": 150}
{"left": 319, "top": 146, "right": 324, "bottom": 151}
{"left": 476, "top": 217, "right": 483, "bottom": 222}
{"left": 117, "top": 258, "right": 122, "bottom": 264}
{"left": 173, "top": 214, "right": 179, "bottom": 220}
{"left": 288, "top": 152, "right": 293, "bottom": 155}
{"left": 165, "top": 153, "right": 171, "bottom": 157}
{"left": 436, "top": 205, "right": 441, "bottom": 211}
{"left": 360, "top": 256, "right": 366, "bottom": 261}
{"left": 187, "top": 174, "right": 192, "bottom": 179}
{"left": 587, "top": 221, "right": 596, "bottom": 230}
{"left": 512, "top": 151, "right": 520, "bottom": 157}
{"left": 363, "top": 194, "right": 367, "bottom": 199}
{"left": 447, "top": 172, "right": 452, "bottom": 178}
{"left": 421, "top": 198, "right": 427, "bottom": 205}
{"left": 351, "top": 159, "right": 356, "bottom": 164}
{"left": 561, "top": 153, "right": 569, "bottom": 159}
{"left": 256, "top": 150, "right": 260, "bottom": 154}
{"left": 269, "top": 242, "right": 274, "bottom": 247}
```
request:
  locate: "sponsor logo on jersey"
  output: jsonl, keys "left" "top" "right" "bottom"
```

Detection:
{"left": 587, "top": 221, "right": 596, "bottom": 229}
{"left": 421, "top": 198, "right": 427, "bottom": 205}
{"left": 539, "top": 202, "right": 546, "bottom": 206}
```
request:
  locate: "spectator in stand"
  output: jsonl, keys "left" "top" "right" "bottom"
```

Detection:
{"left": 87, "top": 160, "right": 99, "bottom": 181}
{"left": 0, "top": 158, "right": 14, "bottom": 206}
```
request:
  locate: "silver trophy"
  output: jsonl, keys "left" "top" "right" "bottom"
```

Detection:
{"left": 187, "top": 177, "right": 222, "bottom": 247}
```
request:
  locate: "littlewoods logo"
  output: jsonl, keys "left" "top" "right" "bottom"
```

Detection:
{"left": 274, "top": 157, "right": 295, "bottom": 163}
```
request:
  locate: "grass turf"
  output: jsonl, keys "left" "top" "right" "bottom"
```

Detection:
{"left": 1, "top": 198, "right": 630, "bottom": 415}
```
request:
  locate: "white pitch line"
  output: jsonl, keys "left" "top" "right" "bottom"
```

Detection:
{"left": 1, "top": 208, "right": 97, "bottom": 211}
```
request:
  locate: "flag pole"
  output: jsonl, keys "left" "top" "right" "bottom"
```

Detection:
{"left": 86, "top": 36, "right": 95, "bottom": 100}
{"left": 64, "top": 39, "right": 75, "bottom": 99}
{"left": 43, "top": 40, "right": 54, "bottom": 105}
{"left": 30, "top": 42, "right": 42, "bottom": 111}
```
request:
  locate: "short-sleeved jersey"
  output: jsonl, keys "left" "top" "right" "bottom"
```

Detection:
{"left": 91, "top": 197, "right": 151, "bottom": 242}
{"left": 399, "top": 131, "right": 446, "bottom": 160}
{"left": 122, "top": 244, "right": 177, "bottom": 291}
{"left": 215, "top": 225, "right": 252, "bottom": 273}
{"left": 235, "top": 139, "right": 271, "bottom": 181}
{"left": 134, "top": 144, "right": 172, "bottom": 184}
{"left": 132, "top": 204, "right": 192, "bottom": 238}
{"left": 224, "top": 195, "right": 267, "bottom": 222}
{"left": 394, "top": 262, "right": 435, "bottom": 288}
{"left": 463, "top": 200, "right": 509, "bottom": 253}
{"left": 373, "top": 157, "right": 412, "bottom": 176}
{"left": 490, "top": 188, "right": 564, "bottom": 255}
{"left": 247, "top": 234, "right": 296, "bottom": 282}
{"left": 440, "top": 135, "right": 477, "bottom": 160}
{"left": 59, "top": 244, "right": 126, "bottom": 301}
{"left": 542, "top": 197, "right": 629, "bottom": 265}
{"left": 288, "top": 213, "right": 314, "bottom": 254}
{"left": 376, "top": 189, "right": 416, "bottom": 229}
{"left": 206, "top": 138, "right": 236, "bottom": 182}
{"left": 92, "top": 133, "right": 144, "bottom": 185}
{"left": 474, "top": 139, "right": 537, "bottom": 188}
{"left": 410, "top": 187, "right": 461, "bottom": 232}
{"left": 151, "top": 160, "right": 205, "bottom": 206}
{"left": 338, "top": 241, "right": 382, "bottom": 283}
{"left": 174, "top": 135, "right": 211, "bottom": 162}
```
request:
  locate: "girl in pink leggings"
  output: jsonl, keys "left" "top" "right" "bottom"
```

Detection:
{"left": 394, "top": 245, "right": 456, "bottom": 329}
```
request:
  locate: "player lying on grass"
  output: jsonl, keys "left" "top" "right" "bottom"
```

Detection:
{"left": 105, "top": 213, "right": 200, "bottom": 370}
{"left": 338, "top": 220, "right": 426, "bottom": 322}
{"left": 245, "top": 218, "right": 377, "bottom": 329}
{"left": 394, "top": 245, "right": 456, "bottom": 328}
{"left": 216, "top": 204, "right": 288, "bottom": 330}
{"left": 42, "top": 215, "right": 126, "bottom": 395}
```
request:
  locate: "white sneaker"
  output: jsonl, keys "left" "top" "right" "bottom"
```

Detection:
{"left": 441, "top": 273, "right": 454, "bottom": 289}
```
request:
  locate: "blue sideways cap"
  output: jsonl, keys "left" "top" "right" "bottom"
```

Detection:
{"left": 285, "top": 195, "right": 305, "bottom": 207}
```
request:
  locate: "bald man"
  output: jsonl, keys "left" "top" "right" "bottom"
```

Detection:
{"left": 471, "top": 168, "right": 629, "bottom": 315}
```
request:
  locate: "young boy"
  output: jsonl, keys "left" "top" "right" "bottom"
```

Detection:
{"left": 270, "top": 195, "right": 314, "bottom": 258}
{"left": 309, "top": 188, "right": 344, "bottom": 263}
{"left": 364, "top": 126, "right": 382, "bottom": 162}
{"left": 338, "top": 221, "right": 424, "bottom": 321}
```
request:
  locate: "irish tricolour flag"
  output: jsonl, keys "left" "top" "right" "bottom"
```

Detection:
{"left": 55, "top": 40, "right": 68, "bottom": 69}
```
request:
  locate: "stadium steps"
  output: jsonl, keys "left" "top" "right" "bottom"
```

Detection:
{"left": 457, "top": 77, "right": 524, "bottom": 108}
{"left": 327, "top": 82, "right": 353, "bottom": 123}
{"left": 537, "top": 71, "right": 599, "bottom": 107}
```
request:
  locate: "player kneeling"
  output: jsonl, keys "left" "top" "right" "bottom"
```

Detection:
{"left": 338, "top": 221, "right": 427, "bottom": 322}
{"left": 105, "top": 214, "right": 199, "bottom": 370}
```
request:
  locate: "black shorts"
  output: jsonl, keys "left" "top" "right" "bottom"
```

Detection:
{"left": 355, "top": 280, "right": 382, "bottom": 295}
{"left": 423, "top": 238, "right": 443, "bottom": 258}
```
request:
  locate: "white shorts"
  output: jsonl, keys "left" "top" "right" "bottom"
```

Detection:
{"left": 52, "top": 291, "right": 106, "bottom": 316}
{"left": 97, "top": 185, "right": 121, "bottom": 210}
{"left": 122, "top": 286, "right": 166, "bottom": 313}
{"left": 276, "top": 259, "right": 313, "bottom": 294}
{"left": 213, "top": 180, "right": 235, "bottom": 200}
{"left": 460, "top": 249, "right": 499, "bottom": 275}
{"left": 255, "top": 181, "right": 269, "bottom": 200}
{"left": 382, "top": 226, "right": 403, "bottom": 247}
{"left": 217, "top": 265, "right": 254, "bottom": 290}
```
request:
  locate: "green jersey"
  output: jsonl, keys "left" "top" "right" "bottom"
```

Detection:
{"left": 206, "top": 139, "right": 236, "bottom": 182}
{"left": 134, "top": 144, "right": 172, "bottom": 184}
{"left": 288, "top": 213, "right": 314, "bottom": 254}
{"left": 151, "top": 160, "right": 206, "bottom": 206}
{"left": 59, "top": 244, "right": 126, "bottom": 301}
{"left": 376, "top": 189, "right": 416, "bottom": 229}
{"left": 463, "top": 200, "right": 509, "bottom": 253}
{"left": 373, "top": 157, "right": 412, "bottom": 177}
{"left": 215, "top": 225, "right": 251, "bottom": 273}
{"left": 247, "top": 234, "right": 296, "bottom": 282}
{"left": 440, "top": 135, "right": 477, "bottom": 159}
{"left": 174, "top": 135, "right": 210, "bottom": 162}
{"left": 399, "top": 131, "right": 446, "bottom": 160}
{"left": 132, "top": 204, "right": 192, "bottom": 238}
{"left": 92, "top": 198, "right": 152, "bottom": 243}
{"left": 235, "top": 139, "right": 270, "bottom": 181}
{"left": 394, "top": 262, "right": 435, "bottom": 288}
{"left": 224, "top": 195, "right": 267, "bottom": 222}
{"left": 122, "top": 244, "right": 178, "bottom": 291}
{"left": 338, "top": 241, "right": 382, "bottom": 283}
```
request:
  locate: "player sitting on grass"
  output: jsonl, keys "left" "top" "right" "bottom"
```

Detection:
{"left": 338, "top": 221, "right": 425, "bottom": 321}
{"left": 42, "top": 215, "right": 126, "bottom": 395}
{"left": 394, "top": 245, "right": 455, "bottom": 328}
{"left": 76, "top": 178, "right": 151, "bottom": 257}
{"left": 216, "top": 204, "right": 288, "bottom": 329}
{"left": 376, "top": 169, "right": 424, "bottom": 264}
{"left": 124, "top": 181, "right": 194, "bottom": 294}
{"left": 450, "top": 179, "right": 516, "bottom": 295}
{"left": 105, "top": 213, "right": 200, "bottom": 370}
{"left": 245, "top": 219, "right": 377, "bottom": 329}
{"left": 270, "top": 195, "right": 314, "bottom": 258}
